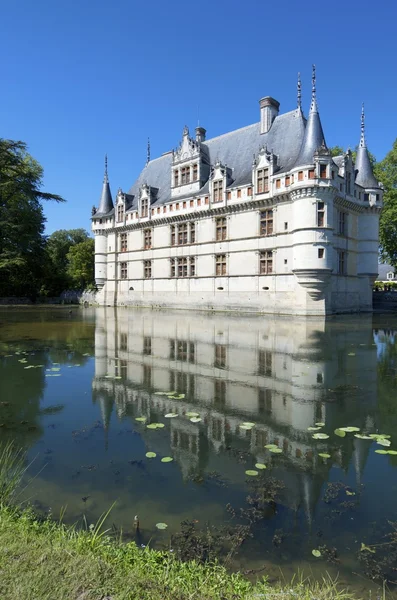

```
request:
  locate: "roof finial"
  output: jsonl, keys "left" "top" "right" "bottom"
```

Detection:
{"left": 297, "top": 72, "right": 302, "bottom": 109}
{"left": 360, "top": 103, "right": 366, "bottom": 147}
{"left": 311, "top": 64, "right": 316, "bottom": 108}
{"left": 147, "top": 138, "right": 150, "bottom": 164}
{"left": 104, "top": 154, "right": 108, "bottom": 182}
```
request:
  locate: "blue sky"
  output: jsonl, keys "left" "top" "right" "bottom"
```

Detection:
{"left": 1, "top": 0, "right": 396, "bottom": 234}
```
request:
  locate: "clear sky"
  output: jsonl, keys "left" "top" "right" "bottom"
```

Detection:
{"left": 1, "top": 0, "right": 396, "bottom": 234}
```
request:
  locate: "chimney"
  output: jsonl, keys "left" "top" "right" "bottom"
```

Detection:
{"left": 259, "top": 97, "right": 280, "bottom": 134}
{"left": 195, "top": 126, "right": 206, "bottom": 142}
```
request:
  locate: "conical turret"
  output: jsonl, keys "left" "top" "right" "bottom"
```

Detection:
{"left": 355, "top": 104, "right": 379, "bottom": 189}
{"left": 294, "top": 66, "right": 327, "bottom": 167}
{"left": 97, "top": 155, "right": 114, "bottom": 215}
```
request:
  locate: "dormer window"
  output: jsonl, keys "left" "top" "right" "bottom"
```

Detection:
{"left": 257, "top": 168, "right": 269, "bottom": 193}
{"left": 319, "top": 164, "right": 327, "bottom": 178}
{"left": 193, "top": 164, "right": 198, "bottom": 181}
{"left": 213, "top": 180, "right": 223, "bottom": 203}
{"left": 117, "top": 204, "right": 124, "bottom": 222}
{"left": 174, "top": 170, "right": 179, "bottom": 186}
{"left": 141, "top": 198, "right": 149, "bottom": 218}
{"left": 181, "top": 166, "right": 190, "bottom": 185}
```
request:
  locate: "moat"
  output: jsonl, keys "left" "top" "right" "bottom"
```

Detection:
{"left": 1, "top": 307, "right": 396, "bottom": 596}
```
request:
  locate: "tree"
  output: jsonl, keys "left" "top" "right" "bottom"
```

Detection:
{"left": 43, "top": 229, "right": 90, "bottom": 295}
{"left": 0, "top": 139, "right": 64, "bottom": 298}
{"left": 375, "top": 140, "right": 397, "bottom": 265}
{"left": 66, "top": 238, "right": 95, "bottom": 290}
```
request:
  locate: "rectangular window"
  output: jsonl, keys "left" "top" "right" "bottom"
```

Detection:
{"left": 120, "top": 262, "right": 127, "bottom": 279}
{"left": 181, "top": 166, "right": 190, "bottom": 185}
{"left": 364, "top": 193, "right": 369, "bottom": 202}
{"left": 117, "top": 204, "right": 124, "bottom": 222}
{"left": 144, "top": 229, "right": 152, "bottom": 249}
{"left": 276, "top": 179, "right": 281, "bottom": 189}
{"left": 190, "top": 222, "right": 196, "bottom": 243}
{"left": 332, "top": 171, "right": 335, "bottom": 179}
{"left": 227, "top": 191, "right": 231, "bottom": 200}
{"left": 120, "top": 233, "right": 127, "bottom": 252}
{"left": 237, "top": 189, "right": 241, "bottom": 199}
{"left": 317, "top": 201, "right": 325, "bottom": 227}
{"left": 176, "top": 203, "right": 180, "bottom": 210}
{"left": 260, "top": 209, "right": 273, "bottom": 236}
{"left": 258, "top": 350, "right": 272, "bottom": 376}
{"left": 318, "top": 248, "right": 324, "bottom": 259}
{"left": 216, "top": 254, "right": 227, "bottom": 276}
{"left": 171, "top": 225, "right": 176, "bottom": 246}
{"left": 284, "top": 222, "right": 288, "bottom": 230}
{"left": 190, "top": 257, "right": 196, "bottom": 276}
{"left": 259, "top": 250, "right": 273, "bottom": 275}
{"left": 247, "top": 186, "right": 252, "bottom": 195}
{"left": 214, "top": 344, "right": 227, "bottom": 369}
{"left": 143, "top": 336, "right": 152, "bottom": 356}
{"left": 141, "top": 198, "right": 148, "bottom": 218}
{"left": 319, "top": 164, "right": 327, "bottom": 178}
{"left": 144, "top": 260, "right": 152, "bottom": 279}
{"left": 120, "top": 332, "right": 128, "bottom": 352}
{"left": 257, "top": 168, "right": 269, "bottom": 193}
{"left": 338, "top": 211, "right": 347, "bottom": 235}
{"left": 337, "top": 250, "right": 346, "bottom": 275}
{"left": 213, "top": 180, "right": 223, "bottom": 203}
{"left": 216, "top": 217, "right": 227, "bottom": 241}
{"left": 309, "top": 169, "right": 315, "bottom": 179}
{"left": 193, "top": 164, "right": 198, "bottom": 181}
{"left": 298, "top": 171, "right": 304, "bottom": 181}
{"left": 174, "top": 170, "right": 179, "bottom": 186}
{"left": 190, "top": 199, "right": 194, "bottom": 207}
{"left": 285, "top": 175, "right": 291, "bottom": 186}
{"left": 178, "top": 223, "right": 188, "bottom": 245}
{"left": 177, "top": 257, "right": 188, "bottom": 278}
{"left": 170, "top": 258, "right": 176, "bottom": 277}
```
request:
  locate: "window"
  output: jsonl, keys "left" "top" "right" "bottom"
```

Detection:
{"left": 285, "top": 175, "right": 291, "bottom": 186}
{"left": 214, "top": 379, "right": 226, "bottom": 407}
{"left": 120, "top": 233, "right": 127, "bottom": 252}
{"left": 319, "top": 164, "right": 327, "bottom": 178}
{"left": 318, "top": 248, "right": 324, "bottom": 259}
{"left": 120, "top": 262, "right": 127, "bottom": 280}
{"left": 190, "top": 256, "right": 196, "bottom": 276}
{"left": 176, "top": 203, "right": 180, "bottom": 210}
{"left": 276, "top": 179, "right": 281, "bottom": 189}
{"left": 144, "top": 260, "right": 152, "bottom": 279}
{"left": 214, "top": 344, "right": 227, "bottom": 369}
{"left": 141, "top": 198, "right": 148, "bottom": 218}
{"left": 174, "top": 170, "right": 179, "bottom": 186}
{"left": 144, "top": 229, "right": 152, "bottom": 249}
{"left": 216, "top": 217, "right": 227, "bottom": 241}
{"left": 190, "top": 222, "right": 196, "bottom": 243}
{"left": 181, "top": 166, "right": 190, "bottom": 185}
{"left": 364, "top": 193, "right": 369, "bottom": 202}
{"left": 216, "top": 254, "right": 227, "bottom": 276}
{"left": 337, "top": 250, "right": 346, "bottom": 275}
{"left": 117, "top": 204, "right": 124, "bottom": 222}
{"left": 258, "top": 350, "right": 272, "bottom": 376}
{"left": 260, "top": 209, "right": 273, "bottom": 236}
{"left": 259, "top": 250, "right": 273, "bottom": 275}
{"left": 338, "top": 211, "right": 347, "bottom": 236}
{"left": 317, "top": 201, "right": 325, "bottom": 227}
{"left": 143, "top": 336, "right": 152, "bottom": 356}
{"left": 178, "top": 223, "right": 188, "bottom": 245}
{"left": 387, "top": 272, "right": 394, "bottom": 281}
{"left": 257, "top": 168, "right": 269, "bottom": 193}
{"left": 308, "top": 169, "right": 315, "bottom": 179}
{"left": 298, "top": 171, "right": 304, "bottom": 181}
{"left": 247, "top": 187, "right": 252, "bottom": 195}
{"left": 213, "top": 180, "right": 223, "bottom": 203}
{"left": 190, "top": 199, "right": 194, "bottom": 207}
{"left": 171, "top": 225, "right": 176, "bottom": 246}
{"left": 120, "top": 333, "right": 128, "bottom": 352}
{"left": 193, "top": 164, "right": 198, "bottom": 181}
{"left": 227, "top": 191, "right": 231, "bottom": 200}
{"left": 170, "top": 258, "right": 176, "bottom": 277}
{"left": 237, "top": 189, "right": 241, "bottom": 199}
{"left": 284, "top": 222, "right": 288, "bottom": 230}
{"left": 178, "top": 257, "right": 188, "bottom": 277}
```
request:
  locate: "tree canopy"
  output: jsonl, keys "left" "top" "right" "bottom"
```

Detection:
{"left": 375, "top": 140, "right": 397, "bottom": 265}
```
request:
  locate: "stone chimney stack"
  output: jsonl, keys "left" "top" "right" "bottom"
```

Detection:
{"left": 195, "top": 126, "right": 206, "bottom": 142}
{"left": 259, "top": 97, "right": 280, "bottom": 134}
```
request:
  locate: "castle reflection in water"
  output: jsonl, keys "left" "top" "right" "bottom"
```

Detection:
{"left": 92, "top": 308, "right": 378, "bottom": 522}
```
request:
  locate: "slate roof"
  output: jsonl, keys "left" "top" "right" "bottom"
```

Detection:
{"left": 96, "top": 176, "right": 114, "bottom": 216}
{"left": 125, "top": 108, "right": 306, "bottom": 212}
{"left": 293, "top": 98, "right": 327, "bottom": 167}
{"left": 355, "top": 144, "right": 379, "bottom": 189}
{"left": 377, "top": 263, "right": 395, "bottom": 281}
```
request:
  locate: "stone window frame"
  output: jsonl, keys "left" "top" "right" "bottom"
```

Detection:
{"left": 317, "top": 201, "right": 325, "bottom": 227}
{"left": 120, "top": 232, "right": 127, "bottom": 252}
{"left": 215, "top": 216, "right": 227, "bottom": 241}
{"left": 144, "top": 260, "right": 152, "bottom": 279}
{"left": 259, "top": 250, "right": 273, "bottom": 275}
{"left": 260, "top": 209, "right": 273, "bottom": 236}
{"left": 120, "top": 262, "right": 127, "bottom": 280}
{"left": 337, "top": 250, "right": 346, "bottom": 275}
{"left": 141, "top": 198, "right": 149, "bottom": 218}
{"left": 213, "top": 179, "right": 223, "bottom": 203}
{"left": 143, "top": 228, "right": 152, "bottom": 249}
{"left": 257, "top": 168, "right": 269, "bottom": 194}
{"left": 117, "top": 204, "right": 124, "bottom": 222}
{"left": 215, "top": 254, "right": 227, "bottom": 276}
{"left": 338, "top": 210, "right": 347, "bottom": 236}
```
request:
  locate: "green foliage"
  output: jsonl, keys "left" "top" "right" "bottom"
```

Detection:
{"left": 42, "top": 229, "right": 91, "bottom": 295}
{"left": 66, "top": 238, "right": 95, "bottom": 290}
{"left": 0, "top": 138, "right": 64, "bottom": 298}
{"left": 0, "top": 442, "right": 26, "bottom": 505}
{"left": 329, "top": 146, "right": 345, "bottom": 157}
{"left": 375, "top": 140, "right": 397, "bottom": 266}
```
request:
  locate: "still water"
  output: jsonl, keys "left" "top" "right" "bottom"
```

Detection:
{"left": 1, "top": 307, "right": 397, "bottom": 595}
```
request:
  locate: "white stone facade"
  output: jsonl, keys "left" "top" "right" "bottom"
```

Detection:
{"left": 92, "top": 84, "right": 382, "bottom": 316}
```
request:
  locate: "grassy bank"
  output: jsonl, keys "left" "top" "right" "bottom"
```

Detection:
{"left": 0, "top": 443, "right": 359, "bottom": 600}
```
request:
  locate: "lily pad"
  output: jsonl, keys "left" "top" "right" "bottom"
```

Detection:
{"left": 315, "top": 422, "right": 325, "bottom": 427}
{"left": 312, "top": 549, "right": 321, "bottom": 558}
{"left": 186, "top": 412, "right": 199, "bottom": 418}
{"left": 339, "top": 427, "right": 360, "bottom": 433}
{"left": 334, "top": 429, "right": 346, "bottom": 438}
{"left": 360, "top": 543, "right": 375, "bottom": 553}
{"left": 346, "top": 490, "right": 356, "bottom": 496}
{"left": 375, "top": 449, "right": 388, "bottom": 455}
{"left": 369, "top": 434, "right": 391, "bottom": 440}
{"left": 255, "top": 463, "right": 267, "bottom": 470}
{"left": 156, "top": 523, "right": 168, "bottom": 530}
{"left": 376, "top": 438, "right": 391, "bottom": 447}
{"left": 318, "top": 453, "right": 331, "bottom": 459}
{"left": 245, "top": 470, "right": 258, "bottom": 476}
{"left": 161, "top": 457, "right": 173, "bottom": 463}
{"left": 164, "top": 413, "right": 178, "bottom": 418}
{"left": 387, "top": 450, "right": 397, "bottom": 455}
{"left": 347, "top": 352, "right": 356, "bottom": 356}
{"left": 264, "top": 444, "right": 278, "bottom": 449}
{"left": 135, "top": 417, "right": 147, "bottom": 423}
{"left": 190, "top": 417, "right": 201, "bottom": 423}
{"left": 242, "top": 422, "right": 256, "bottom": 428}
{"left": 354, "top": 434, "right": 373, "bottom": 440}
{"left": 269, "top": 447, "right": 282, "bottom": 454}
{"left": 308, "top": 426, "right": 322, "bottom": 431}
{"left": 146, "top": 452, "right": 157, "bottom": 458}
{"left": 312, "top": 433, "right": 329, "bottom": 440}
{"left": 147, "top": 424, "right": 159, "bottom": 429}
{"left": 239, "top": 424, "right": 254, "bottom": 430}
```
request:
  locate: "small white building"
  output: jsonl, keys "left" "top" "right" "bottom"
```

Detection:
{"left": 91, "top": 69, "right": 383, "bottom": 316}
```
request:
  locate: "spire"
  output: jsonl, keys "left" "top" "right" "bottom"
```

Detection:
{"left": 146, "top": 138, "right": 150, "bottom": 165}
{"left": 297, "top": 72, "right": 302, "bottom": 110}
{"left": 96, "top": 154, "right": 114, "bottom": 215}
{"left": 294, "top": 65, "right": 327, "bottom": 167}
{"left": 355, "top": 104, "right": 379, "bottom": 189}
